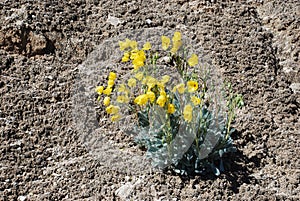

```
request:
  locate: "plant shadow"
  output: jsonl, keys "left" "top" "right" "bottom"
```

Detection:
{"left": 173, "top": 129, "right": 261, "bottom": 194}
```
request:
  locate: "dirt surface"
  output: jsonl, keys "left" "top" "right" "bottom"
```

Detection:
{"left": 1, "top": 0, "right": 299, "bottom": 200}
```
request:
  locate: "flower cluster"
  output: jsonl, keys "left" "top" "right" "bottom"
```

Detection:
{"left": 95, "top": 71, "right": 121, "bottom": 122}
{"left": 95, "top": 31, "right": 243, "bottom": 176}
{"left": 96, "top": 31, "right": 202, "bottom": 123}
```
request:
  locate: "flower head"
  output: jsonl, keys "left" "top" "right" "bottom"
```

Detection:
{"left": 103, "top": 96, "right": 110, "bottom": 106}
{"left": 171, "top": 32, "right": 182, "bottom": 54}
{"left": 161, "top": 75, "right": 170, "bottom": 84}
{"left": 128, "top": 78, "right": 136, "bottom": 88}
{"left": 119, "top": 38, "right": 131, "bottom": 51}
{"left": 191, "top": 96, "right": 201, "bottom": 105}
{"left": 117, "top": 84, "right": 129, "bottom": 93}
{"left": 122, "top": 52, "right": 130, "bottom": 62}
{"left": 167, "top": 103, "right": 175, "bottom": 114}
{"left": 146, "top": 91, "right": 156, "bottom": 103}
{"left": 107, "top": 79, "right": 114, "bottom": 87}
{"left": 156, "top": 95, "right": 167, "bottom": 107}
{"left": 129, "top": 40, "right": 138, "bottom": 50}
{"left": 187, "top": 80, "right": 198, "bottom": 93}
{"left": 95, "top": 86, "right": 104, "bottom": 95}
{"left": 143, "top": 76, "right": 157, "bottom": 89}
{"left": 173, "top": 83, "right": 185, "bottom": 94}
{"left": 117, "top": 95, "right": 129, "bottom": 103}
{"left": 106, "top": 105, "right": 119, "bottom": 114}
{"left": 134, "top": 94, "right": 148, "bottom": 106}
{"left": 161, "top": 36, "right": 170, "bottom": 50}
{"left": 172, "top": 31, "right": 181, "bottom": 42}
{"left": 132, "top": 50, "right": 146, "bottom": 70}
{"left": 188, "top": 54, "right": 198, "bottom": 67}
{"left": 111, "top": 114, "right": 121, "bottom": 122}
{"left": 142, "top": 42, "right": 151, "bottom": 50}
{"left": 103, "top": 87, "right": 112, "bottom": 95}
{"left": 183, "top": 104, "right": 193, "bottom": 122}
{"left": 134, "top": 72, "right": 144, "bottom": 81}
{"left": 109, "top": 72, "right": 117, "bottom": 81}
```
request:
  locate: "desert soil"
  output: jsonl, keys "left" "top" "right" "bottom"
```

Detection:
{"left": 0, "top": 0, "right": 299, "bottom": 200}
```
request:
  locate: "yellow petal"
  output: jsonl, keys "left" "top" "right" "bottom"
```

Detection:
{"left": 95, "top": 86, "right": 104, "bottom": 94}
{"left": 146, "top": 91, "right": 156, "bottom": 103}
{"left": 167, "top": 103, "right": 175, "bottom": 114}
{"left": 134, "top": 94, "right": 148, "bottom": 106}
{"left": 156, "top": 95, "right": 166, "bottom": 107}
{"left": 111, "top": 114, "right": 121, "bottom": 122}
{"left": 106, "top": 105, "right": 119, "bottom": 114}
{"left": 103, "top": 87, "right": 112, "bottom": 95}
{"left": 142, "top": 42, "right": 151, "bottom": 50}
{"left": 187, "top": 80, "right": 198, "bottom": 93}
{"left": 188, "top": 54, "right": 198, "bottom": 67}
{"left": 183, "top": 104, "right": 193, "bottom": 122}
{"left": 191, "top": 96, "right": 201, "bottom": 105}
{"left": 109, "top": 72, "right": 117, "bottom": 80}
{"left": 134, "top": 72, "right": 144, "bottom": 81}
{"left": 161, "top": 35, "right": 170, "bottom": 50}
{"left": 103, "top": 96, "right": 110, "bottom": 106}
{"left": 172, "top": 31, "right": 181, "bottom": 42}
{"left": 128, "top": 78, "right": 136, "bottom": 88}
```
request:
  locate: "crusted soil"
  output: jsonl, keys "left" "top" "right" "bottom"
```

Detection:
{"left": 0, "top": 0, "right": 299, "bottom": 200}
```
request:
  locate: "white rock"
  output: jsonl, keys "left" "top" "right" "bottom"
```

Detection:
{"left": 18, "top": 195, "right": 26, "bottom": 201}
{"left": 107, "top": 15, "right": 122, "bottom": 27}
{"left": 115, "top": 182, "right": 134, "bottom": 199}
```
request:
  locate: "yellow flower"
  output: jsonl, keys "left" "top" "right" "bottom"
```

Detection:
{"left": 103, "top": 96, "right": 110, "bottom": 106}
{"left": 183, "top": 104, "right": 193, "bottom": 122}
{"left": 161, "top": 35, "right": 170, "bottom": 50}
{"left": 134, "top": 94, "right": 148, "bottom": 106}
{"left": 117, "top": 84, "right": 127, "bottom": 93}
{"left": 122, "top": 52, "right": 130, "bottom": 62}
{"left": 172, "top": 31, "right": 181, "bottom": 42}
{"left": 116, "top": 95, "right": 129, "bottom": 103}
{"left": 119, "top": 38, "right": 131, "bottom": 51}
{"left": 129, "top": 40, "right": 138, "bottom": 49}
{"left": 167, "top": 103, "right": 175, "bottom": 114}
{"left": 160, "top": 90, "right": 167, "bottom": 97}
{"left": 146, "top": 91, "right": 156, "bottom": 103}
{"left": 191, "top": 96, "right": 201, "bottom": 105}
{"left": 111, "top": 114, "right": 121, "bottom": 122}
{"left": 156, "top": 95, "right": 167, "bottom": 107}
{"left": 109, "top": 72, "right": 117, "bottom": 81}
{"left": 143, "top": 76, "right": 157, "bottom": 89}
{"left": 170, "top": 32, "right": 182, "bottom": 54}
{"left": 187, "top": 80, "right": 198, "bottom": 93}
{"left": 132, "top": 59, "right": 144, "bottom": 70}
{"left": 95, "top": 86, "right": 104, "bottom": 94}
{"left": 173, "top": 83, "right": 185, "bottom": 94}
{"left": 107, "top": 79, "right": 114, "bottom": 87}
{"left": 127, "top": 78, "right": 136, "bottom": 88}
{"left": 134, "top": 72, "right": 144, "bottom": 81}
{"left": 188, "top": 54, "right": 198, "bottom": 67}
{"left": 130, "top": 49, "right": 138, "bottom": 60}
{"left": 161, "top": 75, "right": 170, "bottom": 84}
{"left": 156, "top": 82, "right": 165, "bottom": 91}
{"left": 142, "top": 42, "right": 151, "bottom": 50}
{"left": 170, "top": 40, "right": 182, "bottom": 54}
{"left": 103, "top": 87, "right": 112, "bottom": 95}
{"left": 132, "top": 50, "right": 146, "bottom": 70}
{"left": 106, "top": 105, "right": 119, "bottom": 114}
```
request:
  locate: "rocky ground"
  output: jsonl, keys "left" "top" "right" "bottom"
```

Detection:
{"left": 0, "top": 0, "right": 299, "bottom": 200}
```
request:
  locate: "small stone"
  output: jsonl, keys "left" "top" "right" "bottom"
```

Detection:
{"left": 115, "top": 182, "right": 134, "bottom": 199}
{"left": 145, "top": 19, "right": 152, "bottom": 24}
{"left": 18, "top": 195, "right": 27, "bottom": 201}
{"left": 107, "top": 15, "right": 122, "bottom": 27}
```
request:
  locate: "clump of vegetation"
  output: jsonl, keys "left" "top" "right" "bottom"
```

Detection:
{"left": 96, "top": 31, "right": 243, "bottom": 176}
